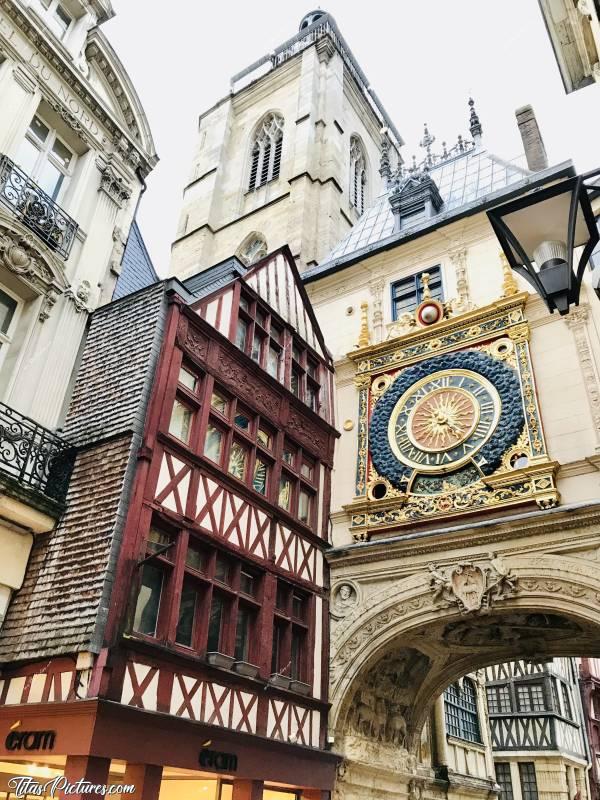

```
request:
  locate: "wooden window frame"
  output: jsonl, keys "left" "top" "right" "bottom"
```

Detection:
{"left": 271, "top": 580, "right": 311, "bottom": 683}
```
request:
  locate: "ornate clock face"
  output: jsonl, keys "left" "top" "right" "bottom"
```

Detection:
{"left": 388, "top": 369, "right": 501, "bottom": 473}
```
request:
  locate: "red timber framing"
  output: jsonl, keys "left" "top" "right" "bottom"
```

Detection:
{"left": 97, "top": 253, "right": 337, "bottom": 763}
{"left": 0, "top": 251, "right": 338, "bottom": 795}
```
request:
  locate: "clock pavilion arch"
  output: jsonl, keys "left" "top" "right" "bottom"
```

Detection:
{"left": 303, "top": 103, "right": 600, "bottom": 800}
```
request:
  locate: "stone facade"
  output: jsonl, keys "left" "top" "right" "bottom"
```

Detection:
{"left": 170, "top": 12, "right": 401, "bottom": 278}
{"left": 0, "top": 0, "right": 156, "bottom": 648}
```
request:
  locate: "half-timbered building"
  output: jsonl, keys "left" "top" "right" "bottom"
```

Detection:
{"left": 0, "top": 247, "right": 338, "bottom": 800}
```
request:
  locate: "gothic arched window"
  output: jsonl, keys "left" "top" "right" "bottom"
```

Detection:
{"left": 444, "top": 678, "right": 482, "bottom": 743}
{"left": 237, "top": 233, "right": 268, "bottom": 266}
{"left": 248, "top": 113, "right": 284, "bottom": 191}
{"left": 350, "top": 135, "right": 367, "bottom": 215}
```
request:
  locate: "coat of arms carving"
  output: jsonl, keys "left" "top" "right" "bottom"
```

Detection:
{"left": 428, "top": 552, "right": 517, "bottom": 613}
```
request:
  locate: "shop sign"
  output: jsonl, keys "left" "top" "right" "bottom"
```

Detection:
{"left": 5, "top": 730, "right": 56, "bottom": 751}
{"left": 199, "top": 748, "right": 238, "bottom": 772}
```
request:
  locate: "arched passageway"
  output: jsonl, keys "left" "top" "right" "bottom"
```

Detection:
{"left": 329, "top": 531, "right": 600, "bottom": 800}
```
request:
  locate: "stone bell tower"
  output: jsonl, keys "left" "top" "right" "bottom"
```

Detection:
{"left": 170, "top": 10, "right": 403, "bottom": 277}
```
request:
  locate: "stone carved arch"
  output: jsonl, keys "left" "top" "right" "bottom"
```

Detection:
{"left": 330, "top": 552, "right": 600, "bottom": 755}
{"left": 0, "top": 215, "right": 69, "bottom": 294}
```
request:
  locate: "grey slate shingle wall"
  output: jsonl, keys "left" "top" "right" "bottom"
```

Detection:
{"left": 0, "top": 437, "right": 133, "bottom": 661}
{"left": 0, "top": 282, "right": 169, "bottom": 662}
{"left": 113, "top": 222, "right": 159, "bottom": 301}
{"left": 63, "top": 282, "right": 167, "bottom": 447}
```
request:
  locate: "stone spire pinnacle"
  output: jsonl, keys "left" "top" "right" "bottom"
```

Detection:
{"left": 468, "top": 97, "right": 483, "bottom": 144}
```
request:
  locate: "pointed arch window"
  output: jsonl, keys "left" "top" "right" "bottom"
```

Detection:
{"left": 350, "top": 135, "right": 367, "bottom": 215}
{"left": 248, "top": 114, "right": 284, "bottom": 191}
{"left": 444, "top": 678, "right": 482, "bottom": 743}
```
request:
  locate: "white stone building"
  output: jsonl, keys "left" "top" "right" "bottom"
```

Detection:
{"left": 0, "top": 0, "right": 156, "bottom": 628}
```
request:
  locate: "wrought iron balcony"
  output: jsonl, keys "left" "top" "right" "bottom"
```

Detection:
{"left": 0, "top": 155, "right": 78, "bottom": 261}
{"left": 0, "top": 402, "right": 76, "bottom": 504}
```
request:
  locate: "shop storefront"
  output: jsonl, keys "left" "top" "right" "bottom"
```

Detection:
{"left": 0, "top": 701, "right": 337, "bottom": 800}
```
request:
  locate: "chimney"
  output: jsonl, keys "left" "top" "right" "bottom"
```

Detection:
{"left": 515, "top": 105, "right": 548, "bottom": 172}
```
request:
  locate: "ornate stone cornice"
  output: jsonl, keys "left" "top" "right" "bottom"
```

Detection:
{"left": 327, "top": 501, "right": 600, "bottom": 567}
{"left": 0, "top": 0, "right": 153, "bottom": 172}
{"left": 96, "top": 158, "right": 132, "bottom": 208}
{"left": 0, "top": 226, "right": 66, "bottom": 322}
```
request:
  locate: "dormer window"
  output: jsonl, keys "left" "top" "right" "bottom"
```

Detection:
{"left": 248, "top": 113, "right": 284, "bottom": 191}
{"left": 350, "top": 135, "right": 367, "bottom": 215}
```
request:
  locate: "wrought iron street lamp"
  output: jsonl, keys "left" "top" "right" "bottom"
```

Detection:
{"left": 487, "top": 170, "right": 600, "bottom": 315}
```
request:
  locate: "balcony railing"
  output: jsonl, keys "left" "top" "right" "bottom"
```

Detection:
{"left": 0, "top": 155, "right": 78, "bottom": 261}
{"left": 0, "top": 402, "right": 76, "bottom": 504}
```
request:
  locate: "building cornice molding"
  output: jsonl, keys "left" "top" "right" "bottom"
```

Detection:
{"left": 0, "top": 1, "right": 155, "bottom": 172}
{"left": 327, "top": 501, "right": 600, "bottom": 567}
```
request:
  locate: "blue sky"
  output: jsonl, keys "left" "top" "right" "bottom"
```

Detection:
{"left": 105, "top": 0, "right": 600, "bottom": 274}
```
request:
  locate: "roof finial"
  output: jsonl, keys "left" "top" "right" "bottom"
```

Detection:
{"left": 500, "top": 251, "right": 519, "bottom": 296}
{"left": 420, "top": 272, "right": 432, "bottom": 300}
{"left": 357, "top": 301, "right": 370, "bottom": 348}
{"left": 468, "top": 97, "right": 483, "bottom": 144}
{"left": 420, "top": 123, "right": 436, "bottom": 167}
{"left": 379, "top": 128, "right": 392, "bottom": 188}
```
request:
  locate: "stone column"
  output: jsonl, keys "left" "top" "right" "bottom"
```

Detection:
{"left": 121, "top": 764, "right": 162, "bottom": 800}
{"left": 59, "top": 755, "right": 110, "bottom": 800}
{"left": 231, "top": 779, "right": 263, "bottom": 800}
{"left": 535, "top": 759, "right": 568, "bottom": 800}
{"left": 433, "top": 694, "right": 449, "bottom": 768}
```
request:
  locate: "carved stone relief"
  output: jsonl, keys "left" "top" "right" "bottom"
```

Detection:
{"left": 428, "top": 552, "right": 517, "bottom": 613}
{"left": 65, "top": 280, "right": 92, "bottom": 313}
{"left": 344, "top": 649, "right": 430, "bottom": 752}
{"left": 332, "top": 582, "right": 359, "bottom": 619}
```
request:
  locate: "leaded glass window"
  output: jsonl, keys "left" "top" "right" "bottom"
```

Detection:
{"left": 444, "top": 679, "right": 482, "bottom": 743}
{"left": 495, "top": 763, "right": 514, "bottom": 800}
{"left": 519, "top": 763, "right": 539, "bottom": 800}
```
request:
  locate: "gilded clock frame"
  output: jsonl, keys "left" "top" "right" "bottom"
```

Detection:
{"left": 346, "top": 292, "right": 559, "bottom": 541}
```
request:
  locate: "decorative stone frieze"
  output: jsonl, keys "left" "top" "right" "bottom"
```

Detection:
{"left": 563, "top": 303, "right": 600, "bottom": 446}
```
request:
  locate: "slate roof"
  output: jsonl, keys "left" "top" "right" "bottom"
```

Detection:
{"left": 64, "top": 282, "right": 167, "bottom": 447}
{"left": 304, "top": 150, "right": 575, "bottom": 283}
{"left": 0, "top": 436, "right": 134, "bottom": 661}
{"left": 183, "top": 256, "right": 247, "bottom": 298}
{"left": 0, "top": 283, "right": 170, "bottom": 662}
{"left": 113, "top": 221, "right": 159, "bottom": 301}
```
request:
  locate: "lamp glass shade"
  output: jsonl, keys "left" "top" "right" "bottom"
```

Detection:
{"left": 499, "top": 182, "right": 588, "bottom": 269}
